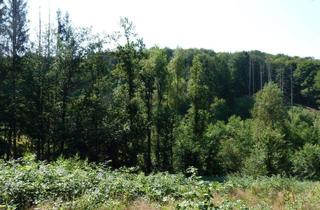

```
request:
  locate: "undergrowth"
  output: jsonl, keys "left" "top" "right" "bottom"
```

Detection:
{"left": 0, "top": 155, "right": 319, "bottom": 210}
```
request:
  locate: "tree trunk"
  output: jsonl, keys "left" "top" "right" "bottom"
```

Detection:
{"left": 146, "top": 90, "right": 152, "bottom": 173}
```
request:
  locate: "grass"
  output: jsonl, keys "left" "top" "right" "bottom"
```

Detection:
{"left": 0, "top": 155, "right": 320, "bottom": 210}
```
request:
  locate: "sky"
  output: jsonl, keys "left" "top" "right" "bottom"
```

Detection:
{"left": 28, "top": 0, "right": 320, "bottom": 58}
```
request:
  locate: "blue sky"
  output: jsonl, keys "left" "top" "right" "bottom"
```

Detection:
{"left": 28, "top": 0, "right": 320, "bottom": 58}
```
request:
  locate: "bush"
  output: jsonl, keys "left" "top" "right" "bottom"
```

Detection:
{"left": 245, "top": 126, "right": 289, "bottom": 176}
{"left": 291, "top": 144, "right": 320, "bottom": 180}
{"left": 202, "top": 121, "right": 226, "bottom": 175}
{"left": 1, "top": 156, "right": 320, "bottom": 209}
{"left": 286, "top": 106, "right": 318, "bottom": 148}
{"left": 217, "top": 116, "right": 252, "bottom": 174}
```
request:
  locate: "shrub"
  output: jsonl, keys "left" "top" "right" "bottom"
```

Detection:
{"left": 217, "top": 116, "right": 252, "bottom": 174}
{"left": 291, "top": 144, "right": 320, "bottom": 180}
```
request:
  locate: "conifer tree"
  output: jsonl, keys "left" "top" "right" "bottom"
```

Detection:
{"left": 6, "top": 0, "right": 28, "bottom": 157}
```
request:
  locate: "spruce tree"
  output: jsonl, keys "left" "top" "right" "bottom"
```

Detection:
{"left": 6, "top": 0, "right": 28, "bottom": 157}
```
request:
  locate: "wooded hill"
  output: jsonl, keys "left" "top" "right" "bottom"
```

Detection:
{"left": 0, "top": 0, "right": 320, "bottom": 178}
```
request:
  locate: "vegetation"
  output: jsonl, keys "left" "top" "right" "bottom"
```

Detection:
{"left": 0, "top": 156, "right": 320, "bottom": 210}
{"left": 0, "top": 1, "right": 320, "bottom": 209}
{"left": 0, "top": 1, "right": 319, "bottom": 176}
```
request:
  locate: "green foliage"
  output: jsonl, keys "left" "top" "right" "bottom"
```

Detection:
{"left": 202, "top": 121, "right": 226, "bottom": 175}
{"left": 188, "top": 55, "right": 208, "bottom": 109}
{"left": 232, "top": 96, "right": 254, "bottom": 118}
{"left": 314, "top": 70, "right": 320, "bottom": 107}
{"left": 173, "top": 116, "right": 202, "bottom": 172}
{"left": 217, "top": 116, "right": 252, "bottom": 174}
{"left": 243, "top": 147, "right": 269, "bottom": 176}
{"left": 0, "top": 157, "right": 215, "bottom": 209}
{"left": 1, "top": 4, "right": 320, "bottom": 182}
{"left": 291, "top": 144, "right": 320, "bottom": 180}
{"left": 1, "top": 158, "right": 320, "bottom": 209}
{"left": 294, "top": 61, "right": 320, "bottom": 107}
{"left": 242, "top": 84, "right": 292, "bottom": 176}
{"left": 1, "top": 6, "right": 320, "bottom": 210}
{"left": 286, "top": 106, "right": 319, "bottom": 148}
{"left": 252, "top": 82, "right": 286, "bottom": 127}
{"left": 167, "top": 48, "right": 188, "bottom": 114}
{"left": 209, "top": 97, "right": 230, "bottom": 122}
{"left": 248, "top": 121, "right": 289, "bottom": 176}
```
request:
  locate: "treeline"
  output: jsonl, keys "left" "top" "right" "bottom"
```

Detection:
{"left": 0, "top": 0, "right": 320, "bottom": 178}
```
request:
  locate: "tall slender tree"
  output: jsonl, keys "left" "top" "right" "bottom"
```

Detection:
{"left": 55, "top": 11, "right": 85, "bottom": 156}
{"left": 113, "top": 17, "right": 145, "bottom": 167}
{"left": 168, "top": 49, "right": 187, "bottom": 114}
{"left": 0, "top": 0, "right": 6, "bottom": 48}
{"left": 0, "top": 0, "right": 6, "bottom": 158}
{"left": 141, "top": 47, "right": 169, "bottom": 172}
{"left": 151, "top": 48, "right": 170, "bottom": 170}
{"left": 140, "top": 52, "right": 156, "bottom": 173}
{"left": 6, "top": 0, "right": 28, "bottom": 157}
{"left": 188, "top": 55, "right": 208, "bottom": 139}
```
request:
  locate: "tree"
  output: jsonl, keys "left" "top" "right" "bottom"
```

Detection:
{"left": 247, "top": 82, "right": 289, "bottom": 175}
{"left": 217, "top": 116, "right": 252, "bottom": 174}
{"left": 251, "top": 82, "right": 286, "bottom": 127}
{"left": 245, "top": 125, "right": 287, "bottom": 176}
{"left": 209, "top": 97, "right": 230, "bottom": 122}
{"left": 174, "top": 55, "right": 209, "bottom": 173}
{"left": 5, "top": 0, "right": 28, "bottom": 158}
{"left": 168, "top": 49, "right": 188, "bottom": 114}
{"left": 230, "top": 52, "right": 250, "bottom": 97}
{"left": 188, "top": 55, "right": 208, "bottom": 139}
{"left": 140, "top": 47, "right": 169, "bottom": 172}
{"left": 209, "top": 54, "right": 232, "bottom": 100}
{"left": 292, "top": 144, "right": 320, "bottom": 180}
{"left": 56, "top": 11, "right": 74, "bottom": 156}
{"left": 0, "top": 0, "right": 6, "bottom": 48}
{"left": 0, "top": 0, "right": 6, "bottom": 158}
{"left": 53, "top": 11, "right": 87, "bottom": 156}
{"left": 20, "top": 9, "right": 48, "bottom": 160}
{"left": 294, "top": 61, "right": 320, "bottom": 108}
{"left": 313, "top": 70, "right": 320, "bottom": 107}
{"left": 202, "top": 121, "right": 226, "bottom": 174}
{"left": 112, "top": 17, "right": 145, "bottom": 167}
{"left": 286, "top": 107, "right": 318, "bottom": 149}
{"left": 70, "top": 41, "right": 112, "bottom": 161}
{"left": 140, "top": 50, "right": 156, "bottom": 173}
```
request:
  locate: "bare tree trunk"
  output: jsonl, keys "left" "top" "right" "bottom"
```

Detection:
{"left": 290, "top": 66, "right": 293, "bottom": 106}
{"left": 260, "top": 63, "right": 263, "bottom": 90}
{"left": 146, "top": 90, "right": 152, "bottom": 173}
{"left": 12, "top": 54, "right": 17, "bottom": 158}
{"left": 248, "top": 57, "right": 251, "bottom": 96}
{"left": 252, "top": 60, "right": 255, "bottom": 94}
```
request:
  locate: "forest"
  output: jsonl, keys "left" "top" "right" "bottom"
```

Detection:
{"left": 1, "top": 0, "right": 320, "bottom": 177}
{"left": 1, "top": 0, "right": 320, "bottom": 208}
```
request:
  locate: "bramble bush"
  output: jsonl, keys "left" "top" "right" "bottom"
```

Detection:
{"left": 1, "top": 156, "right": 320, "bottom": 209}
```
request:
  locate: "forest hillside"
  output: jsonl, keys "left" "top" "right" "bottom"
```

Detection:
{"left": 0, "top": 0, "right": 320, "bottom": 209}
